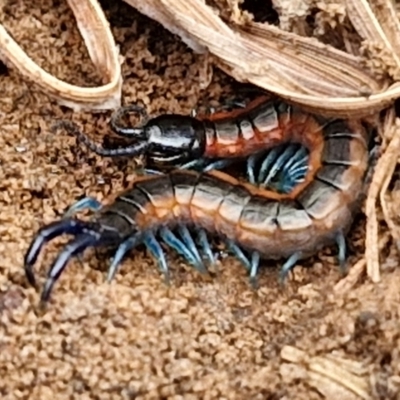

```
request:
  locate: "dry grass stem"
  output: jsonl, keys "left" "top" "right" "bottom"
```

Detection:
{"left": 124, "top": 0, "right": 400, "bottom": 117}
{"left": 365, "top": 110, "right": 400, "bottom": 282}
{"left": 280, "top": 346, "right": 372, "bottom": 399}
{"left": 0, "top": 0, "right": 122, "bottom": 110}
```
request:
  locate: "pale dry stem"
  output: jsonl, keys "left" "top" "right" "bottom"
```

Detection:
{"left": 124, "top": 0, "right": 400, "bottom": 117}
{"left": 365, "top": 109, "right": 400, "bottom": 282}
{"left": 0, "top": 0, "right": 122, "bottom": 111}
{"left": 280, "top": 346, "right": 372, "bottom": 399}
{"left": 334, "top": 233, "right": 390, "bottom": 293}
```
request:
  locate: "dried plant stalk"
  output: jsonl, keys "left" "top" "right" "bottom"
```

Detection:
{"left": 123, "top": 0, "right": 400, "bottom": 117}
{"left": 280, "top": 346, "right": 372, "bottom": 399}
{"left": 365, "top": 110, "right": 400, "bottom": 282}
{"left": 0, "top": 0, "right": 122, "bottom": 111}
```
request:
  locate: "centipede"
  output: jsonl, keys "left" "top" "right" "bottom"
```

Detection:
{"left": 25, "top": 107, "right": 371, "bottom": 302}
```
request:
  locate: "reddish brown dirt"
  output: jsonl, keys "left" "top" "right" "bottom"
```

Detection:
{"left": 0, "top": 1, "right": 399, "bottom": 399}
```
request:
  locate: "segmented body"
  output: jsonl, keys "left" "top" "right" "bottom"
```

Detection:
{"left": 25, "top": 115, "right": 371, "bottom": 302}
{"left": 194, "top": 96, "right": 321, "bottom": 160}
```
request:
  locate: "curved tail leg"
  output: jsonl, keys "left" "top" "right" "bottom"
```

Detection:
{"left": 24, "top": 219, "right": 93, "bottom": 287}
{"left": 41, "top": 233, "right": 100, "bottom": 302}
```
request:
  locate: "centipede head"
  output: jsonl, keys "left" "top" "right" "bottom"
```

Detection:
{"left": 109, "top": 104, "right": 207, "bottom": 167}
{"left": 143, "top": 115, "right": 206, "bottom": 166}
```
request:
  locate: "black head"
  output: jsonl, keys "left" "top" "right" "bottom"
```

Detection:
{"left": 144, "top": 114, "right": 206, "bottom": 166}
{"left": 54, "top": 108, "right": 207, "bottom": 166}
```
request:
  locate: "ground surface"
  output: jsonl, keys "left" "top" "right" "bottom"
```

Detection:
{"left": 0, "top": 1, "right": 399, "bottom": 399}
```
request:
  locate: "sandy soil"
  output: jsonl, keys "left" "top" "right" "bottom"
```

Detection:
{"left": 0, "top": 1, "right": 399, "bottom": 399}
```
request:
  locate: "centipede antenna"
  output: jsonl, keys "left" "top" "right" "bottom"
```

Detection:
{"left": 78, "top": 130, "right": 149, "bottom": 157}
{"left": 110, "top": 104, "right": 149, "bottom": 138}
{"left": 143, "top": 231, "right": 170, "bottom": 284}
{"left": 53, "top": 120, "right": 150, "bottom": 157}
{"left": 107, "top": 234, "right": 142, "bottom": 282}
{"left": 278, "top": 251, "right": 302, "bottom": 285}
{"left": 63, "top": 197, "right": 103, "bottom": 218}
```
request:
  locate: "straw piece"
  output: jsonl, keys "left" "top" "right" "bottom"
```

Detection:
{"left": 0, "top": 0, "right": 122, "bottom": 111}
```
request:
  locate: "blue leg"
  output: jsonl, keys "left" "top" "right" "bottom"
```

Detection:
{"left": 196, "top": 228, "right": 216, "bottom": 266}
{"left": 159, "top": 227, "right": 207, "bottom": 273}
{"left": 202, "top": 158, "right": 237, "bottom": 172}
{"left": 290, "top": 160, "right": 309, "bottom": 177}
{"left": 143, "top": 231, "right": 170, "bottom": 284}
{"left": 226, "top": 239, "right": 251, "bottom": 271}
{"left": 272, "top": 153, "right": 308, "bottom": 193}
{"left": 282, "top": 146, "right": 307, "bottom": 171}
{"left": 63, "top": 197, "right": 102, "bottom": 218}
{"left": 107, "top": 234, "right": 142, "bottom": 282}
{"left": 289, "top": 165, "right": 308, "bottom": 179}
{"left": 261, "top": 145, "right": 298, "bottom": 188}
{"left": 177, "top": 225, "right": 206, "bottom": 272}
{"left": 247, "top": 152, "right": 264, "bottom": 185}
{"left": 249, "top": 251, "right": 261, "bottom": 288}
{"left": 181, "top": 157, "right": 236, "bottom": 173}
{"left": 284, "top": 150, "right": 308, "bottom": 183}
{"left": 278, "top": 251, "right": 302, "bottom": 285}
{"left": 250, "top": 143, "right": 310, "bottom": 194}
{"left": 62, "top": 197, "right": 103, "bottom": 266}
{"left": 140, "top": 168, "right": 164, "bottom": 176}
{"left": 336, "top": 232, "right": 347, "bottom": 275}
{"left": 180, "top": 158, "right": 207, "bottom": 170}
{"left": 257, "top": 147, "right": 281, "bottom": 183}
